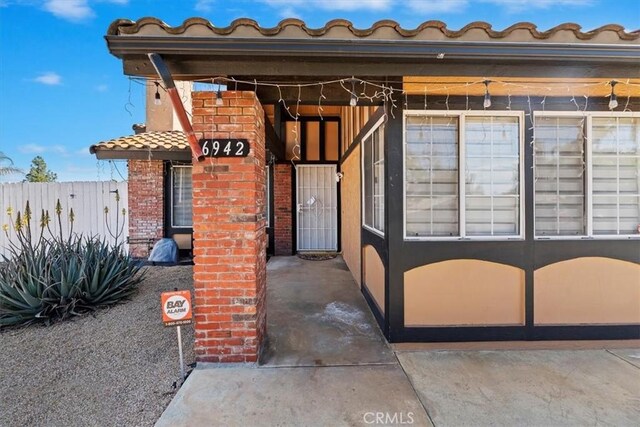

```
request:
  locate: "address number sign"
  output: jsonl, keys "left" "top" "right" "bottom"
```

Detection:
{"left": 199, "top": 139, "right": 250, "bottom": 157}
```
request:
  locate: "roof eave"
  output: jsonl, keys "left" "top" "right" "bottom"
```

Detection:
{"left": 92, "top": 149, "right": 191, "bottom": 161}
{"left": 106, "top": 36, "right": 640, "bottom": 62}
{"left": 105, "top": 36, "right": 640, "bottom": 79}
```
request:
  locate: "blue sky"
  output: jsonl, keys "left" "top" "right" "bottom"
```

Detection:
{"left": 0, "top": 0, "right": 638, "bottom": 182}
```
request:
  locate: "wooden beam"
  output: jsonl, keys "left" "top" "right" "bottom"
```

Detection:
{"left": 264, "top": 112, "right": 285, "bottom": 161}
{"left": 403, "top": 76, "right": 640, "bottom": 97}
{"left": 240, "top": 81, "right": 387, "bottom": 105}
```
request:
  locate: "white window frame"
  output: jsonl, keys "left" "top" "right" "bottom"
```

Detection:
{"left": 534, "top": 110, "right": 640, "bottom": 240}
{"left": 403, "top": 109, "right": 525, "bottom": 241}
{"left": 362, "top": 115, "right": 386, "bottom": 237}
{"left": 170, "top": 165, "right": 193, "bottom": 228}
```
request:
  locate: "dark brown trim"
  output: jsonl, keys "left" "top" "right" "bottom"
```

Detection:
{"left": 94, "top": 150, "right": 192, "bottom": 161}
{"left": 382, "top": 94, "right": 640, "bottom": 343}
{"left": 361, "top": 283, "right": 385, "bottom": 333}
{"left": 264, "top": 112, "right": 286, "bottom": 161}
{"left": 163, "top": 161, "right": 194, "bottom": 256}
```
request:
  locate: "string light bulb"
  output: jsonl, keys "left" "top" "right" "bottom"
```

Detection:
{"left": 349, "top": 78, "right": 357, "bottom": 107}
{"left": 153, "top": 82, "right": 161, "bottom": 106}
{"left": 216, "top": 82, "right": 224, "bottom": 106}
{"left": 608, "top": 80, "right": 618, "bottom": 110}
{"left": 483, "top": 80, "right": 492, "bottom": 109}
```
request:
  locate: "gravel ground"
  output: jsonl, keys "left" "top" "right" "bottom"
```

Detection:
{"left": 0, "top": 266, "right": 195, "bottom": 427}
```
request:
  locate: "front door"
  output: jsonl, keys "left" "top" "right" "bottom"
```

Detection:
{"left": 296, "top": 165, "right": 338, "bottom": 251}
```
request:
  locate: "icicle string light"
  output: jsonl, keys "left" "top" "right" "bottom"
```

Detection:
{"left": 128, "top": 76, "right": 638, "bottom": 119}
{"left": 123, "top": 76, "right": 636, "bottom": 164}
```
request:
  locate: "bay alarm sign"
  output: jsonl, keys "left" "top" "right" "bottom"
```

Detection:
{"left": 161, "top": 290, "right": 193, "bottom": 327}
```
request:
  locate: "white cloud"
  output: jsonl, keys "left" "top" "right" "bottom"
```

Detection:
{"left": 279, "top": 6, "right": 301, "bottom": 19}
{"left": 42, "top": 0, "right": 128, "bottom": 22}
{"left": 261, "top": 0, "right": 593, "bottom": 16}
{"left": 33, "top": 72, "right": 62, "bottom": 85}
{"left": 19, "top": 144, "right": 68, "bottom": 155}
{"left": 479, "top": 0, "right": 592, "bottom": 12}
{"left": 43, "top": 0, "right": 94, "bottom": 21}
{"left": 19, "top": 144, "right": 46, "bottom": 154}
{"left": 195, "top": 0, "right": 214, "bottom": 12}
{"left": 407, "top": 0, "right": 469, "bottom": 13}
{"left": 261, "top": 0, "right": 391, "bottom": 12}
{"left": 95, "top": 84, "right": 108, "bottom": 92}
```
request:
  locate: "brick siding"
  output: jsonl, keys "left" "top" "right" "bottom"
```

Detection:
{"left": 274, "top": 163, "right": 293, "bottom": 255}
{"left": 127, "top": 160, "right": 164, "bottom": 258}
{"left": 191, "top": 91, "right": 267, "bottom": 363}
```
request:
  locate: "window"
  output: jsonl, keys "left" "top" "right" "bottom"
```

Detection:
{"left": 363, "top": 119, "right": 385, "bottom": 234}
{"left": 534, "top": 113, "right": 640, "bottom": 238}
{"left": 404, "top": 111, "right": 523, "bottom": 240}
{"left": 284, "top": 119, "right": 340, "bottom": 161}
{"left": 171, "top": 166, "right": 193, "bottom": 227}
{"left": 534, "top": 117, "right": 586, "bottom": 235}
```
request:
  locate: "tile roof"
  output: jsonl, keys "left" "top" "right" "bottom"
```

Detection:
{"left": 90, "top": 131, "right": 189, "bottom": 154}
{"left": 107, "top": 18, "right": 639, "bottom": 43}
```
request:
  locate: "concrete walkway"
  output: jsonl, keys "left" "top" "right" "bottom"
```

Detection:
{"left": 157, "top": 256, "right": 640, "bottom": 427}
{"left": 261, "top": 256, "right": 395, "bottom": 367}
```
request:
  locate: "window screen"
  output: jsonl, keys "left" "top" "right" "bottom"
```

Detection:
{"left": 405, "top": 116, "right": 459, "bottom": 237}
{"left": 534, "top": 117, "right": 586, "bottom": 236}
{"left": 363, "top": 122, "right": 385, "bottom": 234}
{"left": 465, "top": 116, "right": 520, "bottom": 236}
{"left": 592, "top": 117, "right": 640, "bottom": 235}
{"left": 404, "top": 113, "right": 522, "bottom": 239}
{"left": 172, "top": 166, "right": 193, "bottom": 227}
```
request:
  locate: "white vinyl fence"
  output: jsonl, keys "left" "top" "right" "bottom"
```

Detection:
{"left": 0, "top": 181, "right": 128, "bottom": 258}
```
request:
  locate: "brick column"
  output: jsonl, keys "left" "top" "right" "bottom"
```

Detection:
{"left": 127, "top": 159, "right": 164, "bottom": 258}
{"left": 274, "top": 163, "right": 293, "bottom": 255}
{"left": 191, "top": 91, "right": 267, "bottom": 363}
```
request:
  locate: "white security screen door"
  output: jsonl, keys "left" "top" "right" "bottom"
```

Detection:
{"left": 296, "top": 165, "right": 338, "bottom": 251}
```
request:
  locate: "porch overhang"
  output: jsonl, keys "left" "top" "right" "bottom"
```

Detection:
{"left": 105, "top": 18, "right": 640, "bottom": 80}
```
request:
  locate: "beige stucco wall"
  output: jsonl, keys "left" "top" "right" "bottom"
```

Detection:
{"left": 146, "top": 80, "right": 193, "bottom": 132}
{"left": 534, "top": 257, "right": 640, "bottom": 325}
{"left": 172, "top": 81, "right": 192, "bottom": 131}
{"left": 340, "top": 145, "right": 361, "bottom": 286}
{"left": 363, "top": 245, "right": 385, "bottom": 314}
{"left": 404, "top": 259, "right": 525, "bottom": 327}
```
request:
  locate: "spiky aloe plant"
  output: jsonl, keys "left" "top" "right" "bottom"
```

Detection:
{"left": 0, "top": 198, "right": 145, "bottom": 327}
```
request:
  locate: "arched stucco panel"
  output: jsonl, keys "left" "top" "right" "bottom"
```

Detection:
{"left": 534, "top": 257, "right": 640, "bottom": 325}
{"left": 363, "top": 245, "right": 385, "bottom": 314}
{"left": 404, "top": 259, "right": 525, "bottom": 326}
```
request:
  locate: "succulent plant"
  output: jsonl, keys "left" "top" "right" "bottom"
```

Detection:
{"left": 0, "top": 236, "right": 145, "bottom": 327}
{"left": 0, "top": 196, "right": 144, "bottom": 327}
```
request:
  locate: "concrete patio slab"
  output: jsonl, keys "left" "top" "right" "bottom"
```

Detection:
{"left": 156, "top": 365, "right": 432, "bottom": 427}
{"left": 261, "top": 256, "right": 395, "bottom": 367}
{"left": 397, "top": 350, "right": 640, "bottom": 427}
{"left": 608, "top": 348, "right": 640, "bottom": 369}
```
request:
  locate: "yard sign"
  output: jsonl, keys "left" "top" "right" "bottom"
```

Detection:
{"left": 161, "top": 290, "right": 193, "bottom": 327}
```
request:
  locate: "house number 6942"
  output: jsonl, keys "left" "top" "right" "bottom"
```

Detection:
{"left": 199, "top": 139, "right": 250, "bottom": 157}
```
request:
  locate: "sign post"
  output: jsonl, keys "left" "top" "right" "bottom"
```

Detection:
{"left": 161, "top": 289, "right": 193, "bottom": 384}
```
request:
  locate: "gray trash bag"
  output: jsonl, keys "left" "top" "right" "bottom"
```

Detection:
{"left": 148, "top": 238, "right": 179, "bottom": 265}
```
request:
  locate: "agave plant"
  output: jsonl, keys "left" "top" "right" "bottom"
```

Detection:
{"left": 0, "top": 199, "right": 145, "bottom": 327}
{"left": 0, "top": 236, "right": 145, "bottom": 326}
